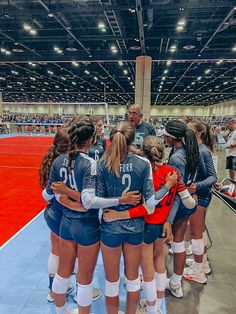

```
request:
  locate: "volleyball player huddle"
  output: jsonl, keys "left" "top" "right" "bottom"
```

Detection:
{"left": 40, "top": 115, "right": 216, "bottom": 314}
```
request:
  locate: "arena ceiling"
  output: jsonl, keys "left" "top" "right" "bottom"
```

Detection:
{"left": 0, "top": 0, "right": 235, "bottom": 106}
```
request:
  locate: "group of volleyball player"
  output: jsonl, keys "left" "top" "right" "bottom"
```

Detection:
{"left": 39, "top": 111, "right": 217, "bottom": 314}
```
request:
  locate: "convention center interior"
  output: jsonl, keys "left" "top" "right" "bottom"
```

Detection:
{"left": 0, "top": 1, "right": 235, "bottom": 314}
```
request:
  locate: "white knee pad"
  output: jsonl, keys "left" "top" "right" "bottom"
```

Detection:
{"left": 172, "top": 241, "right": 185, "bottom": 253}
{"left": 77, "top": 282, "right": 93, "bottom": 307}
{"left": 48, "top": 252, "right": 59, "bottom": 275}
{"left": 154, "top": 271, "right": 167, "bottom": 292}
{"left": 105, "top": 278, "right": 120, "bottom": 297}
{"left": 142, "top": 279, "right": 156, "bottom": 302}
{"left": 125, "top": 276, "right": 141, "bottom": 292}
{"left": 202, "top": 230, "right": 208, "bottom": 247}
{"left": 191, "top": 238, "right": 204, "bottom": 256}
{"left": 52, "top": 273, "right": 70, "bottom": 294}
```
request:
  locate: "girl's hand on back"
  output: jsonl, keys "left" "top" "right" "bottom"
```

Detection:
{"left": 118, "top": 191, "right": 141, "bottom": 205}
{"left": 165, "top": 171, "right": 178, "bottom": 189}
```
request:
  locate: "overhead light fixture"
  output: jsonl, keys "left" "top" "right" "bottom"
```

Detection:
{"left": 23, "top": 23, "right": 31, "bottom": 31}
{"left": 129, "top": 8, "right": 136, "bottom": 13}
{"left": 162, "top": 76, "right": 166, "bottom": 81}
{"left": 205, "top": 69, "right": 211, "bottom": 74}
{"left": 29, "top": 29, "right": 37, "bottom": 35}
{"left": 177, "top": 19, "right": 186, "bottom": 26}
{"left": 94, "top": 76, "right": 98, "bottom": 80}
{"left": 223, "top": 81, "right": 228, "bottom": 85}
{"left": 164, "top": 69, "right": 168, "bottom": 74}
{"left": 232, "top": 45, "right": 236, "bottom": 52}
{"left": 47, "top": 70, "right": 54, "bottom": 75}
{"left": 166, "top": 60, "right": 172, "bottom": 66}
{"left": 72, "top": 81, "right": 76, "bottom": 85}
{"left": 123, "top": 69, "right": 128, "bottom": 75}
{"left": 170, "top": 45, "right": 177, "bottom": 52}
{"left": 84, "top": 70, "right": 90, "bottom": 74}
{"left": 197, "top": 76, "right": 202, "bottom": 81}
{"left": 98, "top": 21, "right": 105, "bottom": 29}
{"left": 5, "top": 50, "right": 11, "bottom": 55}
{"left": 48, "top": 13, "right": 54, "bottom": 17}
{"left": 72, "top": 61, "right": 79, "bottom": 67}
{"left": 216, "top": 59, "right": 223, "bottom": 64}
{"left": 118, "top": 61, "right": 123, "bottom": 66}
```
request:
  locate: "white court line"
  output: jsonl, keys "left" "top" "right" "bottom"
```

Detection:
{"left": 0, "top": 209, "right": 45, "bottom": 251}
{"left": 0, "top": 166, "right": 40, "bottom": 169}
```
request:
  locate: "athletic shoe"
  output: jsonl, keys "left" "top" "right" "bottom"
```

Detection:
{"left": 138, "top": 298, "right": 147, "bottom": 311}
{"left": 183, "top": 266, "right": 207, "bottom": 284}
{"left": 168, "top": 246, "right": 192, "bottom": 256}
{"left": 166, "top": 278, "right": 183, "bottom": 298}
{"left": 47, "top": 283, "right": 74, "bottom": 302}
{"left": 186, "top": 259, "right": 212, "bottom": 275}
{"left": 73, "top": 287, "right": 102, "bottom": 303}
{"left": 203, "top": 261, "right": 212, "bottom": 275}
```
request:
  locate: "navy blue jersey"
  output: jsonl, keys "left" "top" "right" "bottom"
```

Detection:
{"left": 133, "top": 121, "right": 156, "bottom": 147}
{"left": 97, "top": 154, "right": 155, "bottom": 234}
{"left": 195, "top": 144, "right": 217, "bottom": 197}
{"left": 88, "top": 136, "right": 106, "bottom": 162}
{"left": 45, "top": 152, "right": 99, "bottom": 219}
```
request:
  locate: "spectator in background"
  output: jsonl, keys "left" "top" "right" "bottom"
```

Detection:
{"left": 225, "top": 119, "right": 236, "bottom": 181}
{"left": 127, "top": 104, "right": 156, "bottom": 155}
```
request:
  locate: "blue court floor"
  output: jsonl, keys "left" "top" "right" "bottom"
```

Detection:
{"left": 0, "top": 212, "right": 166, "bottom": 314}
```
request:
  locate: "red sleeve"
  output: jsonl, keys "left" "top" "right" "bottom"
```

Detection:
{"left": 128, "top": 205, "right": 148, "bottom": 218}
{"left": 177, "top": 178, "right": 187, "bottom": 192}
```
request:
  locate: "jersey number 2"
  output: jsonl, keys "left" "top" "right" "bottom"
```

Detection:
{"left": 122, "top": 174, "right": 131, "bottom": 195}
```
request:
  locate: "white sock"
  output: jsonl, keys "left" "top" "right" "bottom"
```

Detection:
{"left": 171, "top": 273, "right": 182, "bottom": 286}
{"left": 55, "top": 304, "right": 67, "bottom": 314}
{"left": 203, "top": 253, "right": 207, "bottom": 263}
{"left": 156, "top": 297, "right": 163, "bottom": 309}
{"left": 147, "top": 304, "right": 157, "bottom": 314}
{"left": 195, "top": 262, "right": 203, "bottom": 273}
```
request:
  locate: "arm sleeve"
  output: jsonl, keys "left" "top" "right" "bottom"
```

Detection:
{"left": 81, "top": 161, "right": 119, "bottom": 209}
{"left": 196, "top": 150, "right": 218, "bottom": 192}
{"left": 178, "top": 190, "right": 196, "bottom": 209}
{"left": 140, "top": 161, "right": 156, "bottom": 213}
{"left": 166, "top": 195, "right": 180, "bottom": 224}
{"left": 42, "top": 159, "right": 59, "bottom": 200}
{"left": 128, "top": 205, "right": 149, "bottom": 219}
{"left": 81, "top": 189, "right": 119, "bottom": 210}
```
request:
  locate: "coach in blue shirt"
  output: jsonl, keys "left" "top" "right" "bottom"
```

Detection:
{"left": 128, "top": 104, "right": 156, "bottom": 155}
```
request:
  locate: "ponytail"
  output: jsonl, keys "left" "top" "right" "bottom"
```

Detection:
{"left": 184, "top": 128, "right": 199, "bottom": 180}
{"left": 102, "top": 122, "right": 135, "bottom": 176}
{"left": 39, "top": 129, "right": 69, "bottom": 188}
{"left": 67, "top": 119, "right": 96, "bottom": 174}
{"left": 142, "top": 136, "right": 165, "bottom": 169}
{"left": 202, "top": 122, "right": 215, "bottom": 153}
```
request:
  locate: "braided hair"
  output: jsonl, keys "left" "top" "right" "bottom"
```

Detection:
{"left": 39, "top": 129, "right": 69, "bottom": 188}
{"left": 142, "top": 136, "right": 165, "bottom": 170}
{"left": 165, "top": 119, "right": 199, "bottom": 180}
{"left": 67, "top": 119, "right": 96, "bottom": 174}
{"left": 102, "top": 122, "right": 135, "bottom": 176}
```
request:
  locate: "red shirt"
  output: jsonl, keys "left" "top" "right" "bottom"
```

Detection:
{"left": 129, "top": 163, "right": 185, "bottom": 224}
